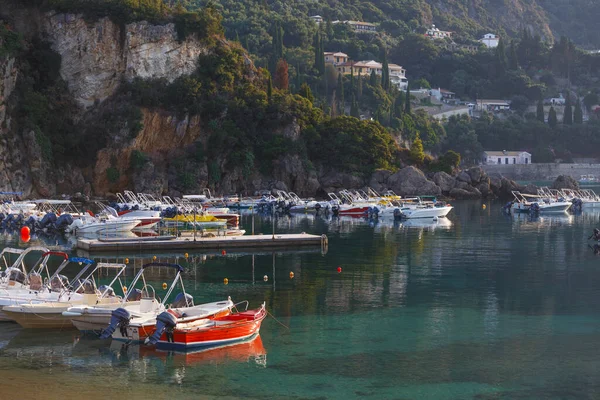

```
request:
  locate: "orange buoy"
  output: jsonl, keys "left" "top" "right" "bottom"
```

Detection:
{"left": 125, "top": 258, "right": 129, "bottom": 264}
{"left": 223, "top": 278, "right": 229, "bottom": 285}
{"left": 162, "top": 282, "right": 167, "bottom": 290}
{"left": 263, "top": 275, "right": 268, "bottom": 282}
{"left": 153, "top": 255, "right": 157, "bottom": 261}
{"left": 221, "top": 250, "right": 227, "bottom": 256}
{"left": 337, "top": 266, "right": 342, "bottom": 273}
{"left": 289, "top": 272, "right": 295, "bottom": 279}
{"left": 184, "top": 253, "right": 189, "bottom": 259}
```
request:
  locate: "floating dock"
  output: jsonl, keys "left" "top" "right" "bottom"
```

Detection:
{"left": 77, "top": 233, "right": 328, "bottom": 253}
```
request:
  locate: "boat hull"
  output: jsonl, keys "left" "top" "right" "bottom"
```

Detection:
{"left": 400, "top": 206, "right": 453, "bottom": 219}
{"left": 2, "top": 309, "right": 75, "bottom": 329}
{"left": 538, "top": 202, "right": 572, "bottom": 213}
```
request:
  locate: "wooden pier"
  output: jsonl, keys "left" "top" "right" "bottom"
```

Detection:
{"left": 77, "top": 233, "right": 328, "bottom": 253}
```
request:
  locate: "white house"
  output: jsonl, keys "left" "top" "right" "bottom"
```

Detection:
{"left": 480, "top": 33, "right": 499, "bottom": 48}
{"left": 324, "top": 52, "right": 349, "bottom": 65}
{"left": 549, "top": 94, "right": 566, "bottom": 105}
{"left": 309, "top": 15, "right": 323, "bottom": 24}
{"left": 429, "top": 88, "right": 455, "bottom": 102}
{"left": 425, "top": 24, "right": 452, "bottom": 39}
{"left": 483, "top": 150, "right": 532, "bottom": 165}
{"left": 477, "top": 99, "right": 511, "bottom": 112}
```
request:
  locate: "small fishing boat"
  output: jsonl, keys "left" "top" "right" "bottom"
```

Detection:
{"left": 510, "top": 191, "right": 571, "bottom": 214}
{"left": 2, "top": 260, "right": 127, "bottom": 329}
{"left": 145, "top": 302, "right": 266, "bottom": 350}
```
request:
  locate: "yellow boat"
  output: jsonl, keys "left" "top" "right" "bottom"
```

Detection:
{"left": 163, "top": 214, "right": 227, "bottom": 229}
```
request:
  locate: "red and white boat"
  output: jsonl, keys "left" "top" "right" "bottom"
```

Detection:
{"left": 146, "top": 302, "right": 267, "bottom": 350}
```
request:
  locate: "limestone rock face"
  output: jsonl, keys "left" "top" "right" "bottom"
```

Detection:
{"left": 467, "top": 166, "right": 484, "bottom": 184}
{"left": 433, "top": 171, "right": 456, "bottom": 193}
{"left": 43, "top": 14, "right": 208, "bottom": 108}
{"left": 552, "top": 175, "right": 580, "bottom": 190}
{"left": 387, "top": 166, "right": 441, "bottom": 196}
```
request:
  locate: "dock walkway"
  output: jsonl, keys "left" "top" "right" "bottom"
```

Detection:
{"left": 77, "top": 233, "right": 328, "bottom": 253}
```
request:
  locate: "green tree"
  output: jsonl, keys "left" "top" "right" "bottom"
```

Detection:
{"left": 350, "top": 95, "right": 360, "bottom": 118}
{"left": 267, "top": 73, "right": 273, "bottom": 102}
{"left": 381, "top": 51, "right": 390, "bottom": 91}
{"left": 369, "top": 69, "right": 378, "bottom": 86}
{"left": 495, "top": 38, "right": 508, "bottom": 75}
{"left": 337, "top": 73, "right": 344, "bottom": 114}
{"left": 410, "top": 133, "right": 425, "bottom": 165}
{"left": 548, "top": 106, "right": 558, "bottom": 128}
{"left": 404, "top": 84, "right": 411, "bottom": 115}
{"left": 536, "top": 99, "right": 545, "bottom": 123}
{"left": 508, "top": 40, "right": 519, "bottom": 70}
{"left": 574, "top": 99, "right": 583, "bottom": 124}
{"left": 298, "top": 83, "right": 314, "bottom": 104}
{"left": 357, "top": 74, "right": 363, "bottom": 98}
{"left": 563, "top": 93, "right": 573, "bottom": 124}
{"left": 313, "top": 31, "right": 324, "bottom": 74}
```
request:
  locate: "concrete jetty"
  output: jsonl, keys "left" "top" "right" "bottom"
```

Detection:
{"left": 77, "top": 233, "right": 328, "bottom": 253}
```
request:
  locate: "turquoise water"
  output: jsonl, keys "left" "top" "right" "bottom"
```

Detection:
{"left": 2, "top": 201, "right": 600, "bottom": 399}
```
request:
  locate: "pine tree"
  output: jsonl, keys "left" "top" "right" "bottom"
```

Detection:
{"left": 369, "top": 69, "right": 378, "bottom": 86}
{"left": 405, "top": 84, "right": 411, "bottom": 114}
{"left": 536, "top": 99, "right": 545, "bottom": 123}
{"left": 410, "top": 133, "right": 425, "bottom": 165}
{"left": 350, "top": 95, "right": 360, "bottom": 118}
{"left": 295, "top": 63, "right": 301, "bottom": 92}
{"left": 563, "top": 93, "right": 573, "bottom": 124}
{"left": 574, "top": 99, "right": 583, "bottom": 124}
{"left": 381, "top": 51, "right": 390, "bottom": 91}
{"left": 548, "top": 106, "right": 557, "bottom": 128}
{"left": 313, "top": 31, "right": 322, "bottom": 73}
{"left": 350, "top": 68, "right": 354, "bottom": 96}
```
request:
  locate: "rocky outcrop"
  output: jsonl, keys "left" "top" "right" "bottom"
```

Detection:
{"left": 552, "top": 175, "right": 580, "bottom": 190}
{"left": 93, "top": 108, "right": 205, "bottom": 195}
{"left": 42, "top": 15, "right": 208, "bottom": 108}
{"left": 387, "top": 166, "right": 441, "bottom": 196}
{"left": 433, "top": 171, "right": 455, "bottom": 193}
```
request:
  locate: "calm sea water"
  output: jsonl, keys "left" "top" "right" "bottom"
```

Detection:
{"left": 1, "top": 200, "right": 600, "bottom": 399}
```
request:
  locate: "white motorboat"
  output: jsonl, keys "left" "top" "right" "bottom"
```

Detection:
{"left": 96, "top": 202, "right": 161, "bottom": 229}
{"left": 377, "top": 197, "right": 453, "bottom": 219}
{"left": 66, "top": 211, "right": 141, "bottom": 235}
{"left": 2, "top": 260, "right": 127, "bottom": 329}
{"left": 0, "top": 251, "right": 77, "bottom": 321}
{"left": 510, "top": 191, "right": 571, "bottom": 214}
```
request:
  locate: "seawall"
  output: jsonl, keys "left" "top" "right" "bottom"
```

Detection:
{"left": 481, "top": 163, "right": 600, "bottom": 181}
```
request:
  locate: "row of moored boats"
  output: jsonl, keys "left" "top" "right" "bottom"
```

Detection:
{"left": 507, "top": 188, "right": 600, "bottom": 214}
{"left": 0, "top": 247, "right": 264, "bottom": 350}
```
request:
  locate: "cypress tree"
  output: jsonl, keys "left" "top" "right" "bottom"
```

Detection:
{"left": 536, "top": 99, "right": 545, "bottom": 123}
{"left": 350, "top": 95, "right": 360, "bottom": 118}
{"left": 495, "top": 38, "right": 508, "bottom": 74}
{"left": 295, "top": 63, "right": 301, "bottom": 92}
{"left": 563, "top": 93, "right": 573, "bottom": 124}
{"left": 299, "top": 83, "right": 314, "bottom": 104}
{"left": 381, "top": 51, "right": 389, "bottom": 90}
{"left": 548, "top": 106, "right": 557, "bottom": 128}
{"left": 369, "top": 69, "right": 378, "bottom": 86}
{"left": 405, "top": 84, "right": 411, "bottom": 114}
{"left": 313, "top": 31, "right": 322, "bottom": 73}
{"left": 357, "top": 74, "right": 363, "bottom": 98}
{"left": 337, "top": 73, "right": 344, "bottom": 115}
{"left": 508, "top": 40, "right": 519, "bottom": 70}
{"left": 267, "top": 73, "right": 273, "bottom": 102}
{"left": 350, "top": 67, "right": 354, "bottom": 96}
{"left": 574, "top": 100, "right": 583, "bottom": 124}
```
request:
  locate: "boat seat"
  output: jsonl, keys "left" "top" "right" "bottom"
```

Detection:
{"left": 28, "top": 274, "right": 43, "bottom": 291}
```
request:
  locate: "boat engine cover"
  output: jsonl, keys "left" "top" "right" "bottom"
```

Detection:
{"left": 170, "top": 293, "right": 194, "bottom": 308}
{"left": 99, "top": 308, "right": 132, "bottom": 339}
{"left": 145, "top": 311, "right": 178, "bottom": 346}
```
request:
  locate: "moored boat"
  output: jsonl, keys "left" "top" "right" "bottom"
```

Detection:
{"left": 145, "top": 302, "right": 267, "bottom": 350}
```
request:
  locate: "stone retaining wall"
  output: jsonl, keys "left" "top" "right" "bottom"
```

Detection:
{"left": 481, "top": 163, "right": 600, "bottom": 181}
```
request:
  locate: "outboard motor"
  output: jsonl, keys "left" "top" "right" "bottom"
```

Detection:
{"left": 502, "top": 201, "right": 513, "bottom": 213}
{"left": 331, "top": 205, "right": 340, "bottom": 216}
{"left": 38, "top": 212, "right": 57, "bottom": 229}
{"left": 314, "top": 203, "right": 321, "bottom": 215}
{"left": 98, "top": 285, "right": 115, "bottom": 297}
{"left": 126, "top": 288, "right": 142, "bottom": 302}
{"left": 25, "top": 216, "right": 37, "bottom": 227}
{"left": 54, "top": 214, "right": 74, "bottom": 231}
{"left": 99, "top": 308, "right": 132, "bottom": 339}
{"left": 393, "top": 208, "right": 402, "bottom": 220}
{"left": 145, "top": 311, "right": 178, "bottom": 345}
{"left": 530, "top": 203, "right": 540, "bottom": 213}
{"left": 13, "top": 214, "right": 23, "bottom": 226}
{"left": 170, "top": 293, "right": 194, "bottom": 309}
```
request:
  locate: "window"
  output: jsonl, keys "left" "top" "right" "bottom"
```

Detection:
{"left": 497, "top": 158, "right": 501, "bottom": 164}
{"left": 505, "top": 158, "right": 509, "bottom": 164}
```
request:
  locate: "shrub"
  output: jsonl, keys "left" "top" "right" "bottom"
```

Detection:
{"left": 106, "top": 167, "right": 120, "bottom": 183}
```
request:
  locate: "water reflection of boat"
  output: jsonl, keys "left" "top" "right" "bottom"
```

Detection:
{"left": 374, "top": 217, "right": 453, "bottom": 231}
{"left": 511, "top": 211, "right": 574, "bottom": 229}
{"left": 109, "top": 334, "right": 267, "bottom": 367}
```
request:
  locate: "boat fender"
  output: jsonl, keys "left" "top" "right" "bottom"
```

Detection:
{"left": 146, "top": 311, "right": 178, "bottom": 346}
{"left": 99, "top": 307, "right": 132, "bottom": 339}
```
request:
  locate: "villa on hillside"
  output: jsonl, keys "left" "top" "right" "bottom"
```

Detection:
{"left": 332, "top": 20, "right": 377, "bottom": 33}
{"left": 476, "top": 99, "right": 511, "bottom": 112}
{"left": 482, "top": 151, "right": 531, "bottom": 165}
{"left": 430, "top": 88, "right": 455, "bottom": 102}
{"left": 425, "top": 24, "right": 452, "bottom": 39}
{"left": 324, "top": 52, "right": 349, "bottom": 66}
{"left": 334, "top": 59, "right": 408, "bottom": 90}
{"left": 480, "top": 33, "right": 500, "bottom": 48}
